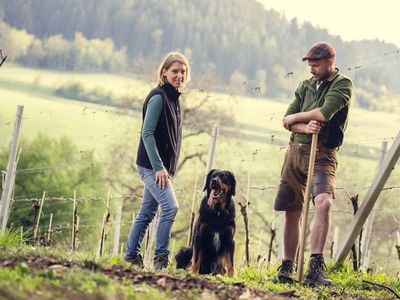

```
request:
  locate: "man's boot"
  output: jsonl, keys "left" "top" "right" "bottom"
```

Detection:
{"left": 304, "top": 255, "right": 331, "bottom": 287}
{"left": 276, "top": 259, "right": 295, "bottom": 284}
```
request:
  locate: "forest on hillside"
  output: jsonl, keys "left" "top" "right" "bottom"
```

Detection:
{"left": 1, "top": 0, "right": 399, "bottom": 109}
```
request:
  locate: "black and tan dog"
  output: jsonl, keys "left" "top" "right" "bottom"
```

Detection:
{"left": 175, "top": 169, "right": 236, "bottom": 276}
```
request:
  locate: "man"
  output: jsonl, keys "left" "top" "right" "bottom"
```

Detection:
{"left": 275, "top": 42, "right": 353, "bottom": 286}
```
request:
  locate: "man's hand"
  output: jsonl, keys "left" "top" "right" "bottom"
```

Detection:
{"left": 305, "top": 120, "right": 321, "bottom": 134}
{"left": 283, "top": 109, "right": 327, "bottom": 131}
{"left": 283, "top": 114, "right": 297, "bottom": 130}
{"left": 155, "top": 168, "right": 171, "bottom": 189}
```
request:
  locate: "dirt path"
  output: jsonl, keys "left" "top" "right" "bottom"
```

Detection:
{"left": 1, "top": 256, "right": 383, "bottom": 299}
{"left": 0, "top": 256, "right": 293, "bottom": 299}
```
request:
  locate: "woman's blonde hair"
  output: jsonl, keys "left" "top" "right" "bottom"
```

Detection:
{"left": 157, "top": 52, "right": 191, "bottom": 86}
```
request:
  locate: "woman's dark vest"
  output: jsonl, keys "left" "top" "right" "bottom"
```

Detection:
{"left": 136, "top": 83, "right": 182, "bottom": 176}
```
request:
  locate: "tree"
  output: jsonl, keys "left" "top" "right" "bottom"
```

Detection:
{"left": 0, "top": 134, "right": 106, "bottom": 243}
{"left": 0, "top": 20, "right": 35, "bottom": 61}
{"left": 21, "top": 39, "right": 45, "bottom": 67}
{"left": 1, "top": 0, "right": 399, "bottom": 109}
{"left": 42, "top": 34, "right": 70, "bottom": 69}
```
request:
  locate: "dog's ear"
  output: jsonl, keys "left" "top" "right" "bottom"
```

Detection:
{"left": 228, "top": 171, "right": 236, "bottom": 196}
{"left": 203, "top": 169, "right": 217, "bottom": 191}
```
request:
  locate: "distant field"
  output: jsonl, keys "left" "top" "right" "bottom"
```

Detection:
{"left": 2, "top": 65, "right": 153, "bottom": 98}
{"left": 1, "top": 65, "right": 399, "bottom": 270}
{"left": 1, "top": 65, "right": 398, "bottom": 153}
{"left": 0, "top": 65, "right": 141, "bottom": 161}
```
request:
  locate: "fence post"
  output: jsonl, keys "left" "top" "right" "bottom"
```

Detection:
{"left": 76, "top": 216, "right": 80, "bottom": 234}
{"left": 267, "top": 224, "right": 276, "bottom": 266}
{"left": 97, "top": 188, "right": 111, "bottom": 258}
{"left": 33, "top": 191, "right": 46, "bottom": 243}
{"left": 335, "top": 131, "right": 400, "bottom": 267}
{"left": 31, "top": 201, "right": 40, "bottom": 242}
{"left": 350, "top": 195, "right": 359, "bottom": 271}
{"left": 120, "top": 242, "right": 124, "bottom": 256}
{"left": 1, "top": 170, "right": 5, "bottom": 188}
{"left": 144, "top": 210, "right": 160, "bottom": 268}
{"left": 113, "top": 205, "right": 122, "bottom": 256}
{"left": 332, "top": 226, "right": 339, "bottom": 259}
{"left": 186, "top": 124, "right": 220, "bottom": 258}
{"left": 360, "top": 141, "right": 388, "bottom": 271}
{"left": 171, "top": 238, "right": 176, "bottom": 257}
{"left": 187, "top": 174, "right": 198, "bottom": 247}
{"left": 238, "top": 194, "right": 250, "bottom": 267}
{"left": 200, "top": 124, "right": 219, "bottom": 198}
{"left": 46, "top": 213, "right": 53, "bottom": 245}
{"left": 205, "top": 124, "right": 219, "bottom": 174}
{"left": 7, "top": 148, "right": 21, "bottom": 222}
{"left": 246, "top": 172, "right": 251, "bottom": 263}
{"left": 71, "top": 190, "right": 78, "bottom": 251}
{"left": 0, "top": 105, "right": 24, "bottom": 233}
{"left": 277, "top": 213, "right": 285, "bottom": 260}
{"left": 145, "top": 230, "right": 150, "bottom": 253}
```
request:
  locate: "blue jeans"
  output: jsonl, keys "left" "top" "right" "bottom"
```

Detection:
{"left": 126, "top": 165, "right": 179, "bottom": 257}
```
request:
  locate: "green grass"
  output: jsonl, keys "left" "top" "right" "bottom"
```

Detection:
{"left": 225, "top": 264, "right": 399, "bottom": 299}
{"left": 0, "top": 228, "right": 25, "bottom": 248}
{"left": 0, "top": 244, "right": 188, "bottom": 299}
{"left": 1, "top": 244, "right": 398, "bottom": 299}
{"left": 0, "top": 264, "right": 170, "bottom": 300}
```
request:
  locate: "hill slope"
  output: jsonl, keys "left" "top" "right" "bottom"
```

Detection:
{"left": 1, "top": 0, "right": 400, "bottom": 106}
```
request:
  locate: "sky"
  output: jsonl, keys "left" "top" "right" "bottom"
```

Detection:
{"left": 256, "top": 0, "right": 400, "bottom": 47}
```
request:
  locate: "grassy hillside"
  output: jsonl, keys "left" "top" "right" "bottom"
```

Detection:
{"left": 1, "top": 65, "right": 399, "bottom": 156}
{"left": 1, "top": 65, "right": 399, "bottom": 273}
{"left": 0, "top": 66, "right": 141, "bottom": 161}
{"left": 0, "top": 235, "right": 399, "bottom": 300}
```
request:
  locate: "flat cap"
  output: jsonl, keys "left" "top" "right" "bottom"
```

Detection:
{"left": 302, "top": 42, "right": 335, "bottom": 61}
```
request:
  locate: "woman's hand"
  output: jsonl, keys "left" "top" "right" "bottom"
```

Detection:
{"left": 155, "top": 168, "right": 171, "bottom": 189}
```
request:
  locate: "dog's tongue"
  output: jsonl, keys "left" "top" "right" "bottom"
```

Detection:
{"left": 207, "top": 190, "right": 215, "bottom": 206}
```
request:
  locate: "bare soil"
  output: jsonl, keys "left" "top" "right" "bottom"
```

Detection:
{"left": 0, "top": 256, "right": 291, "bottom": 299}
{"left": 0, "top": 256, "right": 382, "bottom": 299}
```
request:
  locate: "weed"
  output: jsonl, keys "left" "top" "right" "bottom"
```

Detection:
{"left": 0, "top": 228, "right": 25, "bottom": 248}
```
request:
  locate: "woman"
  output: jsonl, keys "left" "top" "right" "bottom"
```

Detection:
{"left": 125, "top": 52, "right": 190, "bottom": 270}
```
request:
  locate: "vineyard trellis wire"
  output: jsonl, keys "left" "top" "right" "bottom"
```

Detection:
{"left": 1, "top": 60, "right": 400, "bottom": 272}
